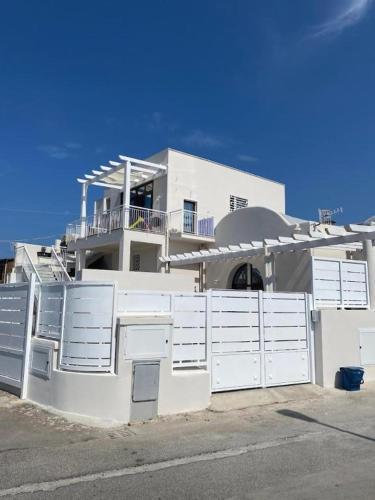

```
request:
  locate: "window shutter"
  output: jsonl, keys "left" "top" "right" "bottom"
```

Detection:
{"left": 230, "top": 195, "right": 248, "bottom": 212}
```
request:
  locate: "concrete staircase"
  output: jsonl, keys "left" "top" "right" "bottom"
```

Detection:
{"left": 35, "top": 264, "right": 59, "bottom": 283}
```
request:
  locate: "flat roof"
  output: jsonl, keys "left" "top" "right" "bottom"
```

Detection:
{"left": 146, "top": 148, "right": 285, "bottom": 188}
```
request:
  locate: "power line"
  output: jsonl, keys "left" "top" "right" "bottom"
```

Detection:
{"left": 0, "top": 207, "right": 72, "bottom": 216}
{"left": 0, "top": 233, "right": 62, "bottom": 243}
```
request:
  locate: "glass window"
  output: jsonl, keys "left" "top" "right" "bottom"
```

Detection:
{"left": 130, "top": 181, "right": 153, "bottom": 209}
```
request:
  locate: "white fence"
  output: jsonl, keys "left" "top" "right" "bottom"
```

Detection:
{"left": 0, "top": 278, "right": 35, "bottom": 397}
{"left": 118, "top": 289, "right": 313, "bottom": 391}
{"left": 37, "top": 282, "right": 117, "bottom": 372}
{"left": 312, "top": 257, "right": 369, "bottom": 309}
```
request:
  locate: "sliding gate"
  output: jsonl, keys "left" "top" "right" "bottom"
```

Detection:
{"left": 210, "top": 290, "right": 313, "bottom": 392}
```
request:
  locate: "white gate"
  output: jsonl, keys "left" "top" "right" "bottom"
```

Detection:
{"left": 0, "top": 277, "right": 35, "bottom": 398}
{"left": 210, "top": 291, "right": 313, "bottom": 392}
{"left": 116, "top": 289, "right": 314, "bottom": 392}
{"left": 37, "top": 282, "right": 117, "bottom": 372}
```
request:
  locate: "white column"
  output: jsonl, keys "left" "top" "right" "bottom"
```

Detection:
{"left": 122, "top": 161, "right": 131, "bottom": 229}
{"left": 80, "top": 182, "right": 88, "bottom": 238}
{"left": 264, "top": 249, "right": 275, "bottom": 292}
{"left": 76, "top": 249, "right": 86, "bottom": 273}
{"left": 364, "top": 239, "right": 375, "bottom": 309}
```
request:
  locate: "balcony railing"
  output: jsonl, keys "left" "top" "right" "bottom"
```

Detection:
{"left": 66, "top": 205, "right": 167, "bottom": 241}
{"left": 169, "top": 210, "right": 215, "bottom": 238}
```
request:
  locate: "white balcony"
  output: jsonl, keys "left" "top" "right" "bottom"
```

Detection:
{"left": 169, "top": 210, "right": 215, "bottom": 240}
{"left": 66, "top": 205, "right": 167, "bottom": 242}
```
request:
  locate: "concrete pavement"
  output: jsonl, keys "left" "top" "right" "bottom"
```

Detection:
{"left": 1, "top": 385, "right": 375, "bottom": 499}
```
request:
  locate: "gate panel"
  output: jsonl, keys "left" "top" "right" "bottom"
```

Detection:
{"left": 0, "top": 279, "right": 35, "bottom": 397}
{"left": 212, "top": 353, "right": 261, "bottom": 391}
{"left": 265, "top": 351, "right": 310, "bottom": 386}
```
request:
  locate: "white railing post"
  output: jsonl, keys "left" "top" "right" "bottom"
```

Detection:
{"left": 20, "top": 273, "right": 36, "bottom": 399}
{"left": 338, "top": 259, "right": 344, "bottom": 309}
{"left": 258, "top": 290, "right": 266, "bottom": 388}
{"left": 206, "top": 289, "right": 213, "bottom": 383}
{"left": 306, "top": 293, "right": 316, "bottom": 385}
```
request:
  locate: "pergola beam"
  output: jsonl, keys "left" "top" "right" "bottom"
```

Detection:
{"left": 162, "top": 226, "right": 375, "bottom": 266}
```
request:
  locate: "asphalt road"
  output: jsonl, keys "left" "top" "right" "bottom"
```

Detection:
{"left": 1, "top": 386, "right": 375, "bottom": 499}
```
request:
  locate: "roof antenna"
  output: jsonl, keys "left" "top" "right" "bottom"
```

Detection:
{"left": 318, "top": 207, "right": 343, "bottom": 226}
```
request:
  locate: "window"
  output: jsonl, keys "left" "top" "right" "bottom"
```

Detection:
{"left": 230, "top": 195, "right": 248, "bottom": 212}
{"left": 130, "top": 181, "right": 153, "bottom": 209}
{"left": 104, "top": 197, "right": 111, "bottom": 213}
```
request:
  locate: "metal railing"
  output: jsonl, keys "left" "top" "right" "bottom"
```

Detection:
{"left": 16, "top": 246, "right": 42, "bottom": 283}
{"left": 65, "top": 220, "right": 82, "bottom": 242}
{"left": 51, "top": 247, "right": 72, "bottom": 281}
{"left": 169, "top": 210, "right": 215, "bottom": 238}
{"left": 66, "top": 205, "right": 167, "bottom": 240}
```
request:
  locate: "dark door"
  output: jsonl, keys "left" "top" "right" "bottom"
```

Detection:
{"left": 183, "top": 200, "right": 196, "bottom": 233}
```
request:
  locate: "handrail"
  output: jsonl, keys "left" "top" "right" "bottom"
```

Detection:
{"left": 51, "top": 247, "right": 72, "bottom": 281}
{"left": 18, "top": 245, "right": 42, "bottom": 283}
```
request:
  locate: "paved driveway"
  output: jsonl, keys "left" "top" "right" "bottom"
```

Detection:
{"left": 1, "top": 385, "right": 375, "bottom": 499}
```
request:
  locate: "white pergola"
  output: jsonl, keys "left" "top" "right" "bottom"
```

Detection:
{"left": 77, "top": 154, "right": 167, "bottom": 236}
{"left": 160, "top": 223, "right": 375, "bottom": 296}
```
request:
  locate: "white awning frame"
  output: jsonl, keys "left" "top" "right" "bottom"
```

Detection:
{"left": 160, "top": 225, "right": 373, "bottom": 266}
{"left": 77, "top": 154, "right": 167, "bottom": 190}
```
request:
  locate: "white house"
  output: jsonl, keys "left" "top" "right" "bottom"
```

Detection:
{"left": 3, "top": 147, "right": 375, "bottom": 425}
{"left": 64, "top": 148, "right": 284, "bottom": 289}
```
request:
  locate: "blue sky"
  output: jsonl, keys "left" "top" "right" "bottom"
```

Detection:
{"left": 0, "top": 0, "right": 374, "bottom": 257}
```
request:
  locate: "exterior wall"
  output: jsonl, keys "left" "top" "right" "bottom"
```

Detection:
{"left": 166, "top": 149, "right": 285, "bottom": 219}
{"left": 79, "top": 268, "right": 198, "bottom": 291}
{"left": 314, "top": 309, "right": 375, "bottom": 388}
{"left": 206, "top": 255, "right": 266, "bottom": 290}
{"left": 27, "top": 318, "right": 210, "bottom": 424}
{"left": 275, "top": 251, "right": 313, "bottom": 293}
{"left": 27, "top": 336, "right": 133, "bottom": 424}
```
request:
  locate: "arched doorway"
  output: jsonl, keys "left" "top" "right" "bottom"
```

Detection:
{"left": 231, "top": 264, "right": 264, "bottom": 290}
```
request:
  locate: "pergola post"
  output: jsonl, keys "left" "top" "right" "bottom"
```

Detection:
{"left": 122, "top": 160, "right": 131, "bottom": 229}
{"left": 80, "top": 182, "right": 88, "bottom": 238}
{"left": 265, "top": 249, "right": 276, "bottom": 292}
{"left": 364, "top": 238, "right": 375, "bottom": 309}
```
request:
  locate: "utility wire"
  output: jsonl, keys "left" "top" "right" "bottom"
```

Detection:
{"left": 0, "top": 207, "right": 71, "bottom": 216}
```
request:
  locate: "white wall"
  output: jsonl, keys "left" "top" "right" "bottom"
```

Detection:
{"left": 314, "top": 309, "right": 375, "bottom": 388}
{"left": 79, "top": 268, "right": 198, "bottom": 291}
{"left": 166, "top": 149, "right": 285, "bottom": 219}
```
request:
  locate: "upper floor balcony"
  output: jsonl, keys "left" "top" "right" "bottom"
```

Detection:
{"left": 169, "top": 209, "right": 215, "bottom": 241}
{"left": 66, "top": 206, "right": 215, "bottom": 243}
{"left": 66, "top": 205, "right": 168, "bottom": 242}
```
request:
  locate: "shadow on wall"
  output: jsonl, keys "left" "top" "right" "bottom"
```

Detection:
{"left": 334, "top": 370, "right": 342, "bottom": 389}
{"left": 277, "top": 409, "right": 375, "bottom": 443}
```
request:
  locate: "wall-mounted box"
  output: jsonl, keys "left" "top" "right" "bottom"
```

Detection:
{"left": 30, "top": 345, "right": 52, "bottom": 379}
{"left": 359, "top": 328, "right": 375, "bottom": 365}
{"left": 125, "top": 324, "right": 170, "bottom": 360}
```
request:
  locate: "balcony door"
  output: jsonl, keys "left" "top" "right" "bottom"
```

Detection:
{"left": 183, "top": 200, "right": 197, "bottom": 233}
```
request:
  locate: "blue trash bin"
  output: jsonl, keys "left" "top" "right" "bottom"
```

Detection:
{"left": 340, "top": 366, "right": 364, "bottom": 391}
